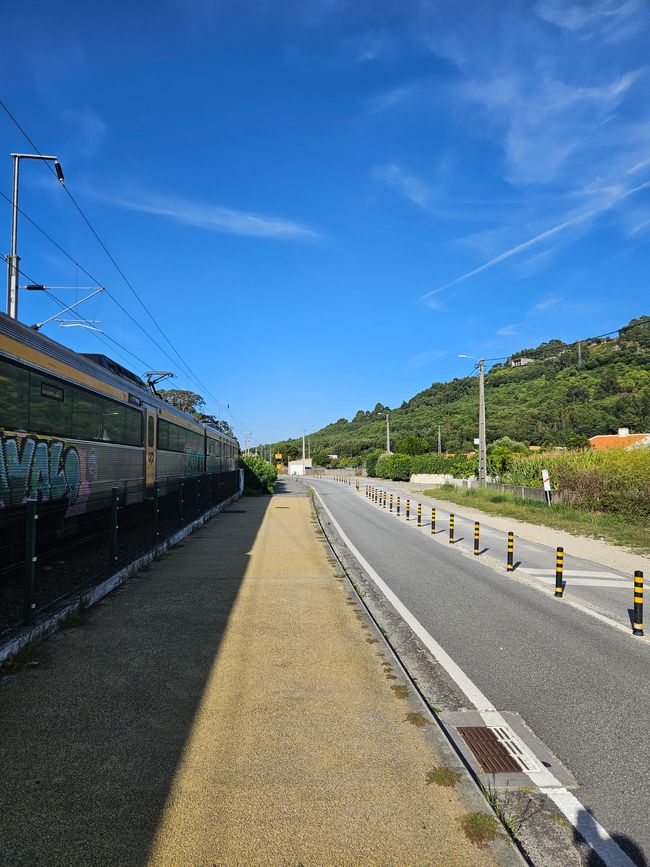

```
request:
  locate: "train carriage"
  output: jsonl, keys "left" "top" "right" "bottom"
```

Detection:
{"left": 0, "top": 312, "right": 239, "bottom": 515}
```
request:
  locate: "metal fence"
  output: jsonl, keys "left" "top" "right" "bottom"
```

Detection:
{"left": 0, "top": 470, "right": 240, "bottom": 638}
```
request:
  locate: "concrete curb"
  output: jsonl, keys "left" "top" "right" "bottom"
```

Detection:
{"left": 308, "top": 484, "right": 528, "bottom": 867}
{"left": 0, "top": 489, "right": 242, "bottom": 668}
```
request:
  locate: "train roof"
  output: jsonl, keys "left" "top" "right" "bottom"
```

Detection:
{"left": 0, "top": 312, "right": 239, "bottom": 446}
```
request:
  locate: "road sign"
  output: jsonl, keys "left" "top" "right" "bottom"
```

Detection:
{"left": 275, "top": 453, "right": 283, "bottom": 460}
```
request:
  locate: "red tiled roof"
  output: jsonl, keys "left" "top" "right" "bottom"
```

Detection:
{"left": 589, "top": 434, "right": 650, "bottom": 450}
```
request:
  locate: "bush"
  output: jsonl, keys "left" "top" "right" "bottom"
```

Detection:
{"left": 365, "top": 449, "right": 383, "bottom": 477}
{"left": 239, "top": 455, "right": 277, "bottom": 494}
{"left": 376, "top": 453, "right": 412, "bottom": 480}
{"left": 410, "top": 453, "right": 477, "bottom": 479}
{"left": 393, "top": 435, "right": 429, "bottom": 455}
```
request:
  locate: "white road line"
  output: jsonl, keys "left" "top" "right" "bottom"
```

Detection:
{"left": 524, "top": 575, "right": 633, "bottom": 589}
{"left": 310, "top": 483, "right": 637, "bottom": 867}
{"left": 520, "top": 569, "right": 623, "bottom": 578}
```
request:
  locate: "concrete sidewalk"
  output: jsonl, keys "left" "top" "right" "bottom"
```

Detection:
{"left": 0, "top": 480, "right": 514, "bottom": 866}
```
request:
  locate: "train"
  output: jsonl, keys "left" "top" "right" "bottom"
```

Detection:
{"left": 0, "top": 311, "right": 239, "bottom": 516}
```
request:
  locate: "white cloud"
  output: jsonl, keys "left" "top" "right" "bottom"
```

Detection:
{"left": 496, "top": 323, "right": 521, "bottom": 336}
{"left": 63, "top": 108, "right": 107, "bottom": 158}
{"left": 535, "top": 0, "right": 646, "bottom": 42}
{"left": 531, "top": 297, "right": 562, "bottom": 312}
{"left": 408, "top": 349, "right": 445, "bottom": 368}
{"left": 371, "top": 163, "right": 431, "bottom": 208}
{"left": 100, "top": 191, "right": 319, "bottom": 240}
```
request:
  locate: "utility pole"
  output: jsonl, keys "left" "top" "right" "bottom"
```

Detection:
{"left": 308, "top": 436, "right": 311, "bottom": 459}
{"left": 459, "top": 354, "right": 487, "bottom": 487}
{"left": 478, "top": 359, "right": 487, "bottom": 486}
{"left": 302, "top": 431, "right": 306, "bottom": 463}
{"left": 386, "top": 413, "right": 391, "bottom": 453}
{"left": 437, "top": 424, "right": 442, "bottom": 454}
{"left": 6, "top": 153, "right": 65, "bottom": 320}
{"left": 577, "top": 341, "right": 582, "bottom": 368}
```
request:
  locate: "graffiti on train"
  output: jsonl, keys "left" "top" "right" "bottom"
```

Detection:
{"left": 0, "top": 435, "right": 81, "bottom": 508}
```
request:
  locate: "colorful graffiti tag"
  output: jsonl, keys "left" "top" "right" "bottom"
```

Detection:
{"left": 0, "top": 434, "right": 81, "bottom": 508}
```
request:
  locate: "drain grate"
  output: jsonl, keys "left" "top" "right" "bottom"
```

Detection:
{"left": 458, "top": 726, "right": 522, "bottom": 773}
{"left": 490, "top": 726, "right": 540, "bottom": 773}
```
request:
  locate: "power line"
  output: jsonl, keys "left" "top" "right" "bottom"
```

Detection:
{"left": 0, "top": 99, "right": 235, "bottom": 423}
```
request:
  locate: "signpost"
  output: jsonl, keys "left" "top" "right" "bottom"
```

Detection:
{"left": 542, "top": 468, "right": 552, "bottom": 506}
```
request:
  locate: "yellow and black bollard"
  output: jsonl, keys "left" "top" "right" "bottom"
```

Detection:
{"left": 397, "top": 496, "right": 401, "bottom": 517}
{"left": 417, "top": 503, "right": 422, "bottom": 527}
{"left": 555, "top": 547, "right": 564, "bottom": 597}
{"left": 406, "top": 499, "right": 411, "bottom": 521}
{"left": 449, "top": 513, "right": 455, "bottom": 543}
{"left": 383, "top": 491, "right": 386, "bottom": 509}
{"left": 389, "top": 493, "right": 393, "bottom": 512}
{"left": 431, "top": 507, "right": 436, "bottom": 534}
{"left": 633, "top": 571, "right": 644, "bottom": 636}
{"left": 507, "top": 532, "right": 514, "bottom": 572}
{"left": 474, "top": 521, "right": 480, "bottom": 555}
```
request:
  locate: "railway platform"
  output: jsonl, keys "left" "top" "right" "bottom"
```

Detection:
{"left": 0, "top": 479, "right": 517, "bottom": 866}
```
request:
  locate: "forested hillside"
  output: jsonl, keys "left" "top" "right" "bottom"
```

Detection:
{"left": 273, "top": 316, "right": 650, "bottom": 463}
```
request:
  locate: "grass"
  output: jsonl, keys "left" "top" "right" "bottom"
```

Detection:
{"left": 426, "top": 765, "right": 462, "bottom": 787}
{"left": 460, "top": 812, "right": 501, "bottom": 848}
{"left": 423, "top": 486, "right": 650, "bottom": 554}
{"left": 479, "top": 777, "right": 539, "bottom": 835}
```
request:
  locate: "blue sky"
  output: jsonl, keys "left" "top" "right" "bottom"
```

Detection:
{"left": 1, "top": 1, "right": 649, "bottom": 446}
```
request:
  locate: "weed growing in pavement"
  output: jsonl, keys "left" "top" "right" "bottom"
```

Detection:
{"left": 460, "top": 812, "right": 501, "bottom": 847}
{"left": 0, "top": 643, "right": 41, "bottom": 676}
{"left": 60, "top": 611, "right": 84, "bottom": 630}
{"left": 391, "top": 684, "right": 409, "bottom": 699}
{"left": 365, "top": 637, "right": 378, "bottom": 644}
{"left": 426, "top": 765, "right": 462, "bottom": 787}
{"left": 405, "top": 711, "right": 428, "bottom": 727}
{"left": 479, "top": 777, "right": 540, "bottom": 834}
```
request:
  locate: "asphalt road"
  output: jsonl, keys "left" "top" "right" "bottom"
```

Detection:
{"left": 308, "top": 477, "right": 650, "bottom": 865}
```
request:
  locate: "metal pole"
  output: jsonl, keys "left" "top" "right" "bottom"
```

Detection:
{"left": 22, "top": 499, "right": 37, "bottom": 625}
{"left": 633, "top": 571, "right": 644, "bottom": 636}
{"left": 478, "top": 359, "right": 487, "bottom": 486}
{"left": 386, "top": 413, "right": 391, "bottom": 453}
{"left": 7, "top": 155, "right": 20, "bottom": 319}
{"left": 437, "top": 424, "right": 442, "bottom": 455}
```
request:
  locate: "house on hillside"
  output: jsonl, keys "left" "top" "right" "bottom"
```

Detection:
{"left": 509, "top": 357, "right": 534, "bottom": 367}
{"left": 589, "top": 427, "right": 650, "bottom": 450}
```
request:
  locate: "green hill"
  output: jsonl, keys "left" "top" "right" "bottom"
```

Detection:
{"left": 273, "top": 316, "right": 650, "bottom": 463}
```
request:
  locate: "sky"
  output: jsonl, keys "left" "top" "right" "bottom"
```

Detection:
{"left": 1, "top": 0, "right": 649, "bottom": 446}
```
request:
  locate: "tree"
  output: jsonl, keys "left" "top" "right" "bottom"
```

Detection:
{"left": 393, "top": 435, "right": 429, "bottom": 455}
{"left": 158, "top": 389, "right": 205, "bottom": 415}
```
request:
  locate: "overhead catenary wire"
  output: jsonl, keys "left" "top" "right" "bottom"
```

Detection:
{"left": 0, "top": 100, "right": 241, "bottom": 426}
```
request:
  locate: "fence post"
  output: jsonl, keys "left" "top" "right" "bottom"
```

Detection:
{"left": 179, "top": 480, "right": 185, "bottom": 526}
{"left": 474, "top": 521, "right": 480, "bottom": 555}
{"left": 633, "top": 571, "right": 644, "bottom": 636}
{"left": 110, "top": 487, "right": 119, "bottom": 567}
{"left": 507, "top": 531, "right": 514, "bottom": 572}
{"left": 153, "top": 482, "right": 160, "bottom": 541}
{"left": 22, "top": 500, "right": 37, "bottom": 625}
{"left": 431, "top": 507, "right": 436, "bottom": 534}
{"left": 449, "top": 513, "right": 455, "bottom": 544}
{"left": 195, "top": 477, "right": 200, "bottom": 517}
{"left": 555, "top": 547, "right": 564, "bottom": 597}
{"left": 417, "top": 503, "right": 422, "bottom": 527}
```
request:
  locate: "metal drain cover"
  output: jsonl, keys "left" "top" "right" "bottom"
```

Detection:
{"left": 457, "top": 726, "right": 522, "bottom": 773}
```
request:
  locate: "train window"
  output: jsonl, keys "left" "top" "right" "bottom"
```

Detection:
{"left": 101, "top": 403, "right": 125, "bottom": 442}
{"left": 147, "top": 416, "right": 155, "bottom": 448}
{"left": 73, "top": 390, "right": 103, "bottom": 440}
{"left": 125, "top": 408, "right": 143, "bottom": 447}
{"left": 0, "top": 357, "right": 29, "bottom": 431}
{"left": 158, "top": 419, "right": 169, "bottom": 450}
{"left": 29, "top": 373, "right": 72, "bottom": 437}
{"left": 41, "top": 382, "right": 63, "bottom": 401}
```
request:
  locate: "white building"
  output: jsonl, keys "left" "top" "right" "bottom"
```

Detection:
{"left": 288, "top": 458, "right": 313, "bottom": 476}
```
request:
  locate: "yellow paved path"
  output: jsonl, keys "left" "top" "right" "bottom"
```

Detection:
{"left": 147, "top": 485, "right": 496, "bottom": 866}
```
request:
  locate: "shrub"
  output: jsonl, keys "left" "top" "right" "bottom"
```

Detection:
{"left": 376, "top": 453, "right": 412, "bottom": 480}
{"left": 240, "top": 455, "right": 277, "bottom": 494}
{"left": 393, "top": 435, "right": 429, "bottom": 455}
{"left": 365, "top": 448, "right": 383, "bottom": 477}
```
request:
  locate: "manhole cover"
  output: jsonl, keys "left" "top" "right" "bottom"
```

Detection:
{"left": 457, "top": 726, "right": 522, "bottom": 773}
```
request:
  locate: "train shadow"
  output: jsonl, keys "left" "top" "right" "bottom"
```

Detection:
{"left": 0, "top": 490, "right": 273, "bottom": 866}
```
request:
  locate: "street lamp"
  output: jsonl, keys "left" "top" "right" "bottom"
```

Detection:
{"left": 459, "top": 354, "right": 487, "bottom": 486}
{"left": 6, "top": 153, "right": 65, "bottom": 321}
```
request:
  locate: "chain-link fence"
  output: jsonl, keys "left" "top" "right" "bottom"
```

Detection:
{"left": 0, "top": 470, "right": 240, "bottom": 638}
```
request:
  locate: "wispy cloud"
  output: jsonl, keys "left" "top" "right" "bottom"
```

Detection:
{"left": 407, "top": 349, "right": 445, "bottom": 368}
{"left": 535, "top": 0, "right": 646, "bottom": 42}
{"left": 100, "top": 191, "right": 319, "bottom": 240}
{"left": 496, "top": 323, "right": 521, "bottom": 336}
{"left": 531, "top": 296, "right": 561, "bottom": 312}
{"left": 372, "top": 163, "right": 431, "bottom": 208}
{"left": 420, "top": 179, "right": 650, "bottom": 302}
{"left": 63, "top": 108, "right": 107, "bottom": 158}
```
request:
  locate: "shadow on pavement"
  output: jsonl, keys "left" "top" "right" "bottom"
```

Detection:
{"left": 0, "top": 493, "right": 273, "bottom": 866}
{"left": 573, "top": 810, "right": 648, "bottom": 866}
